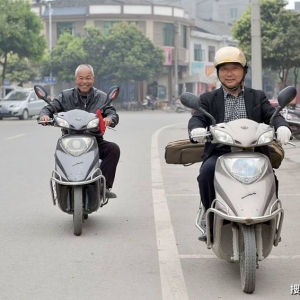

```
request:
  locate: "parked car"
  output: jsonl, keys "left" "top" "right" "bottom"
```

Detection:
{"left": 0, "top": 88, "right": 46, "bottom": 120}
{"left": 0, "top": 85, "right": 23, "bottom": 100}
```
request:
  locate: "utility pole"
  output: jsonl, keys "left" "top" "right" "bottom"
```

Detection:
{"left": 173, "top": 22, "right": 179, "bottom": 98}
{"left": 48, "top": 0, "right": 54, "bottom": 97}
{"left": 251, "top": 0, "right": 262, "bottom": 89}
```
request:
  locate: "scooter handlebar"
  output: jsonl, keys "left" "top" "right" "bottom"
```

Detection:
{"left": 37, "top": 119, "right": 55, "bottom": 126}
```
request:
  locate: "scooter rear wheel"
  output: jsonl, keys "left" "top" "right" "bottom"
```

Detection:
{"left": 240, "top": 225, "right": 256, "bottom": 294}
{"left": 73, "top": 186, "right": 83, "bottom": 236}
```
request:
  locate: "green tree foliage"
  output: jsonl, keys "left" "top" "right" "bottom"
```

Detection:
{"left": 81, "top": 26, "right": 106, "bottom": 79}
{"left": 98, "top": 22, "right": 164, "bottom": 83}
{"left": 232, "top": 0, "right": 300, "bottom": 88}
{"left": 6, "top": 55, "right": 38, "bottom": 86}
{"left": 42, "top": 32, "right": 87, "bottom": 82}
{"left": 46, "top": 22, "right": 164, "bottom": 84}
{"left": 0, "top": 0, "right": 46, "bottom": 83}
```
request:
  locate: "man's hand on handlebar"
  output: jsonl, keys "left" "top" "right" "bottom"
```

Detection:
{"left": 103, "top": 117, "right": 113, "bottom": 127}
{"left": 39, "top": 115, "right": 51, "bottom": 125}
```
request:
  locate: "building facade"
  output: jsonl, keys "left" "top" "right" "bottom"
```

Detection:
{"left": 31, "top": 0, "right": 238, "bottom": 102}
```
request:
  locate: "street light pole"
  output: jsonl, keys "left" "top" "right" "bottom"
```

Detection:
{"left": 46, "top": 0, "right": 54, "bottom": 97}
{"left": 174, "top": 23, "right": 179, "bottom": 98}
{"left": 251, "top": 0, "right": 262, "bottom": 89}
{"left": 49, "top": 1, "right": 52, "bottom": 53}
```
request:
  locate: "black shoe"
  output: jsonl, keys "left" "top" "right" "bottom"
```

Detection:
{"left": 101, "top": 185, "right": 117, "bottom": 199}
{"left": 106, "top": 189, "right": 117, "bottom": 199}
{"left": 198, "top": 231, "right": 213, "bottom": 243}
{"left": 198, "top": 232, "right": 207, "bottom": 242}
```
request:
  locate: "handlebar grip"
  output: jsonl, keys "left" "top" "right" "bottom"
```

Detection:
{"left": 37, "top": 119, "right": 54, "bottom": 126}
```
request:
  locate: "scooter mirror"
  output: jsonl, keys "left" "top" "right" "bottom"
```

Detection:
{"left": 180, "top": 92, "right": 200, "bottom": 111}
{"left": 277, "top": 86, "right": 297, "bottom": 108}
{"left": 180, "top": 92, "right": 217, "bottom": 125}
{"left": 270, "top": 86, "right": 297, "bottom": 127}
{"left": 34, "top": 85, "right": 51, "bottom": 105}
{"left": 107, "top": 86, "right": 119, "bottom": 103}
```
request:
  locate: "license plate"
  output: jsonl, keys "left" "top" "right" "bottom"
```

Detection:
{"left": 0, "top": 109, "right": 9, "bottom": 114}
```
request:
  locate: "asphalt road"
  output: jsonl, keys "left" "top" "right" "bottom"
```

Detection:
{"left": 0, "top": 110, "right": 299, "bottom": 300}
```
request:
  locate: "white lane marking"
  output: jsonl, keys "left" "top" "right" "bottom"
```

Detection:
{"left": 152, "top": 123, "right": 189, "bottom": 300}
{"left": 6, "top": 134, "right": 26, "bottom": 140}
{"left": 179, "top": 254, "right": 300, "bottom": 259}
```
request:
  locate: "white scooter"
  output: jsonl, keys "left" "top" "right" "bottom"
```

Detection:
{"left": 180, "top": 86, "right": 297, "bottom": 294}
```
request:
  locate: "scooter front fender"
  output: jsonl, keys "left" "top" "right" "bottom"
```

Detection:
{"left": 55, "top": 135, "right": 100, "bottom": 182}
{"left": 214, "top": 152, "right": 277, "bottom": 218}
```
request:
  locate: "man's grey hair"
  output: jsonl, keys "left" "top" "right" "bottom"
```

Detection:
{"left": 75, "top": 64, "right": 94, "bottom": 77}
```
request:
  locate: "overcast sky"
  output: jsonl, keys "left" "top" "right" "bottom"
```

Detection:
{"left": 286, "top": 0, "right": 295, "bottom": 9}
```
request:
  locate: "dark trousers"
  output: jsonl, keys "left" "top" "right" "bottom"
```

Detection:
{"left": 197, "top": 151, "right": 279, "bottom": 211}
{"left": 197, "top": 152, "right": 224, "bottom": 211}
{"left": 97, "top": 139, "right": 120, "bottom": 189}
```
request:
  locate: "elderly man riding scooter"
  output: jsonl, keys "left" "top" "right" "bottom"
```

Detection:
{"left": 188, "top": 46, "right": 291, "bottom": 242}
{"left": 39, "top": 64, "right": 120, "bottom": 199}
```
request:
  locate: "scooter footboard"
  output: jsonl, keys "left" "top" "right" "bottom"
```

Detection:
{"left": 205, "top": 199, "right": 284, "bottom": 258}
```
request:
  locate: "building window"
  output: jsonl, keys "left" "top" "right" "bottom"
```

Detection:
{"left": 182, "top": 25, "right": 187, "bottom": 49}
{"left": 230, "top": 8, "right": 238, "bottom": 20}
{"left": 104, "top": 21, "right": 138, "bottom": 35}
{"left": 163, "top": 23, "right": 174, "bottom": 46}
{"left": 208, "top": 46, "right": 215, "bottom": 62}
{"left": 194, "top": 44, "right": 204, "bottom": 61}
{"left": 57, "top": 22, "right": 74, "bottom": 39}
{"left": 104, "top": 21, "right": 120, "bottom": 35}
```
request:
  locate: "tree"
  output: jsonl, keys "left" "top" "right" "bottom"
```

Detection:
{"left": 232, "top": 0, "right": 300, "bottom": 89}
{"left": 41, "top": 32, "right": 86, "bottom": 82}
{"left": 45, "top": 22, "right": 165, "bottom": 86}
{"left": 83, "top": 22, "right": 164, "bottom": 83}
{"left": 6, "top": 55, "right": 39, "bottom": 86}
{"left": 0, "top": 0, "right": 46, "bottom": 84}
{"left": 81, "top": 26, "right": 106, "bottom": 79}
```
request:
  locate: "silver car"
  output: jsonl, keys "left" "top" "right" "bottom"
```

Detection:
{"left": 0, "top": 88, "right": 46, "bottom": 120}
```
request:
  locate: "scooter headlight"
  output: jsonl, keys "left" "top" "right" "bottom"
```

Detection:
{"left": 214, "top": 130, "right": 234, "bottom": 145}
{"left": 224, "top": 157, "right": 266, "bottom": 184}
{"left": 61, "top": 137, "right": 93, "bottom": 156}
{"left": 56, "top": 117, "right": 69, "bottom": 129}
{"left": 257, "top": 130, "right": 274, "bottom": 145}
{"left": 87, "top": 118, "right": 99, "bottom": 129}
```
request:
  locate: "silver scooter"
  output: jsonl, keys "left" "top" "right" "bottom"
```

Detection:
{"left": 180, "top": 86, "right": 296, "bottom": 294}
{"left": 34, "top": 85, "right": 119, "bottom": 236}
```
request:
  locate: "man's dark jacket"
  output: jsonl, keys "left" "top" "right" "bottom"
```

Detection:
{"left": 39, "top": 87, "right": 119, "bottom": 139}
{"left": 188, "top": 87, "right": 290, "bottom": 163}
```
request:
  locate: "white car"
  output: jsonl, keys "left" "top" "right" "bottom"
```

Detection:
{"left": 0, "top": 88, "right": 46, "bottom": 120}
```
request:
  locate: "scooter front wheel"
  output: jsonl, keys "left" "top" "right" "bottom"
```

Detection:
{"left": 73, "top": 186, "right": 83, "bottom": 236}
{"left": 240, "top": 225, "right": 256, "bottom": 294}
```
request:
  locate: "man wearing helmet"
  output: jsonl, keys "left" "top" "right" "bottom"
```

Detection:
{"left": 188, "top": 46, "right": 291, "bottom": 242}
